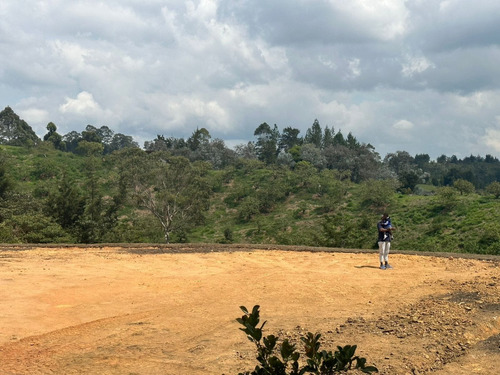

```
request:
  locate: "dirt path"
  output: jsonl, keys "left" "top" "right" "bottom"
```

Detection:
{"left": 0, "top": 246, "right": 499, "bottom": 374}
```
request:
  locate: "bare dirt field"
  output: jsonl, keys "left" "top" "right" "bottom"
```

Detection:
{"left": 0, "top": 244, "right": 499, "bottom": 375}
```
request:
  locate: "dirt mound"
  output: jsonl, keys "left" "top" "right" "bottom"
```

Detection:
{"left": 0, "top": 245, "right": 498, "bottom": 374}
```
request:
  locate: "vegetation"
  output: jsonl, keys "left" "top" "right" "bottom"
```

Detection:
{"left": 1, "top": 106, "right": 500, "bottom": 254}
{"left": 236, "top": 305, "right": 378, "bottom": 374}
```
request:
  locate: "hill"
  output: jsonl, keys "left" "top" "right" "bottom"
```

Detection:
{"left": 1, "top": 139, "right": 500, "bottom": 255}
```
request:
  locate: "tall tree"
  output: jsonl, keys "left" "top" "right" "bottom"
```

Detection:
{"left": 333, "top": 130, "right": 347, "bottom": 146}
{"left": 62, "top": 131, "right": 82, "bottom": 153}
{"left": 322, "top": 126, "right": 335, "bottom": 149}
{"left": 304, "top": 119, "right": 322, "bottom": 148}
{"left": 0, "top": 106, "right": 40, "bottom": 147}
{"left": 279, "top": 127, "right": 302, "bottom": 151}
{"left": 43, "top": 122, "right": 65, "bottom": 151}
{"left": 187, "top": 128, "right": 211, "bottom": 151}
{"left": 254, "top": 123, "right": 279, "bottom": 164}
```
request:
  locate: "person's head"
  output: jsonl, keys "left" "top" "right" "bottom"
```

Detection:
{"left": 381, "top": 213, "right": 389, "bottom": 220}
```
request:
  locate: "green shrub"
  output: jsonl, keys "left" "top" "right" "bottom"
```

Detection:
{"left": 236, "top": 305, "right": 378, "bottom": 375}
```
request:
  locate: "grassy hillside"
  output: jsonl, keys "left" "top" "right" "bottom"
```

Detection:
{"left": 1, "top": 145, "right": 499, "bottom": 255}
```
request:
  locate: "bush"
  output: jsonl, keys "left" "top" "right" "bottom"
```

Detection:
{"left": 236, "top": 305, "right": 378, "bottom": 375}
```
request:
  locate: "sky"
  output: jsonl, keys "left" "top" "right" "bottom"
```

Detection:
{"left": 2, "top": 0, "right": 500, "bottom": 160}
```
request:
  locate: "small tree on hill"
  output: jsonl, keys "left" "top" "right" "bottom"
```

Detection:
{"left": 133, "top": 154, "right": 211, "bottom": 243}
{"left": 453, "top": 179, "right": 475, "bottom": 195}
{"left": 486, "top": 181, "right": 500, "bottom": 198}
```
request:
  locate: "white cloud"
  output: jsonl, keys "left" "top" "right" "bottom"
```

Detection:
{"left": 336, "top": 0, "right": 409, "bottom": 41}
{"left": 401, "top": 55, "right": 434, "bottom": 77}
{"left": 393, "top": 119, "right": 414, "bottom": 130}
{"left": 59, "top": 91, "right": 101, "bottom": 114}
{"left": 482, "top": 128, "right": 500, "bottom": 152}
{"left": 19, "top": 108, "right": 49, "bottom": 124}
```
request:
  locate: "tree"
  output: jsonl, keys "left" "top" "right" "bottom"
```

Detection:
{"left": 453, "top": 179, "right": 475, "bottom": 195}
{"left": 384, "top": 151, "right": 415, "bottom": 175}
{"left": 0, "top": 106, "right": 40, "bottom": 147}
{"left": 279, "top": 127, "right": 302, "bottom": 152}
{"left": 133, "top": 155, "right": 211, "bottom": 243}
{"left": 197, "top": 138, "right": 236, "bottom": 169}
{"left": 81, "top": 125, "right": 102, "bottom": 143}
{"left": 346, "top": 132, "right": 359, "bottom": 149}
{"left": 76, "top": 140, "right": 104, "bottom": 156}
{"left": 0, "top": 152, "right": 12, "bottom": 200}
{"left": 96, "top": 126, "right": 114, "bottom": 150}
{"left": 414, "top": 153, "right": 430, "bottom": 168}
{"left": 235, "top": 142, "right": 258, "bottom": 159}
{"left": 43, "top": 122, "right": 65, "bottom": 151}
{"left": 322, "top": 126, "right": 334, "bottom": 148}
{"left": 300, "top": 144, "right": 325, "bottom": 169}
{"left": 398, "top": 170, "right": 420, "bottom": 193}
{"left": 436, "top": 186, "right": 458, "bottom": 210}
{"left": 333, "top": 130, "right": 347, "bottom": 146}
{"left": 187, "top": 127, "right": 211, "bottom": 151}
{"left": 359, "top": 179, "right": 399, "bottom": 211}
{"left": 109, "top": 133, "right": 139, "bottom": 153}
{"left": 254, "top": 123, "right": 279, "bottom": 164}
{"left": 304, "top": 119, "right": 322, "bottom": 148}
{"left": 486, "top": 181, "right": 500, "bottom": 198}
{"left": 45, "top": 172, "right": 85, "bottom": 230}
{"left": 62, "top": 131, "right": 82, "bottom": 153}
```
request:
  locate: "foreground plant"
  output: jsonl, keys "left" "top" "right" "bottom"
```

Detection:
{"left": 236, "top": 305, "right": 378, "bottom": 375}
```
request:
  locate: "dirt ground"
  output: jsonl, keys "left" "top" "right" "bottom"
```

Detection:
{"left": 0, "top": 244, "right": 499, "bottom": 375}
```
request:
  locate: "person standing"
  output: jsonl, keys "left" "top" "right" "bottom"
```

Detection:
{"left": 377, "top": 213, "right": 394, "bottom": 270}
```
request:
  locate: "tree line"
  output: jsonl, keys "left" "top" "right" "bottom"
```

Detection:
{"left": 2, "top": 106, "right": 500, "bottom": 190}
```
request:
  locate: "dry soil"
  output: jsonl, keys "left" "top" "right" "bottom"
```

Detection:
{"left": 0, "top": 244, "right": 499, "bottom": 375}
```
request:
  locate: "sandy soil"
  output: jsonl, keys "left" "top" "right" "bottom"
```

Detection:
{"left": 0, "top": 244, "right": 499, "bottom": 375}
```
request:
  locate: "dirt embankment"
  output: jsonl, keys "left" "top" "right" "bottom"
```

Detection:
{"left": 0, "top": 244, "right": 499, "bottom": 374}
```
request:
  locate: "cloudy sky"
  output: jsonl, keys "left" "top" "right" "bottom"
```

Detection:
{"left": 2, "top": 0, "right": 500, "bottom": 159}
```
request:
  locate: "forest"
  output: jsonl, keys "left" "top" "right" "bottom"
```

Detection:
{"left": 1, "top": 106, "right": 500, "bottom": 254}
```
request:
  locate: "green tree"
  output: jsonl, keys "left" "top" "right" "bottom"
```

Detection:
{"left": 187, "top": 127, "right": 211, "bottom": 151}
{"left": 384, "top": 151, "right": 415, "bottom": 175}
{"left": 486, "top": 181, "right": 500, "bottom": 198}
{"left": 333, "top": 130, "right": 347, "bottom": 146}
{"left": 0, "top": 152, "right": 12, "bottom": 200}
{"left": 62, "top": 130, "right": 82, "bottom": 153}
{"left": 108, "top": 133, "right": 139, "bottom": 153}
{"left": 254, "top": 123, "right": 279, "bottom": 164}
{"left": 414, "top": 153, "right": 430, "bottom": 168}
{"left": 76, "top": 140, "right": 104, "bottom": 156}
{"left": 322, "top": 126, "right": 334, "bottom": 148}
{"left": 453, "top": 179, "right": 475, "bottom": 195}
{"left": 304, "top": 119, "right": 322, "bottom": 148}
{"left": 45, "top": 173, "right": 85, "bottom": 230}
{"left": 0, "top": 106, "right": 40, "bottom": 147}
{"left": 436, "top": 186, "right": 458, "bottom": 210}
{"left": 133, "top": 155, "right": 211, "bottom": 243}
{"left": 43, "top": 122, "right": 65, "bottom": 151}
{"left": 279, "top": 126, "right": 302, "bottom": 152}
{"left": 358, "top": 179, "right": 399, "bottom": 212}
{"left": 346, "top": 132, "right": 359, "bottom": 149}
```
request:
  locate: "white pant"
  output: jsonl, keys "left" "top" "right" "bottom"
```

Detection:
{"left": 378, "top": 241, "right": 391, "bottom": 263}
